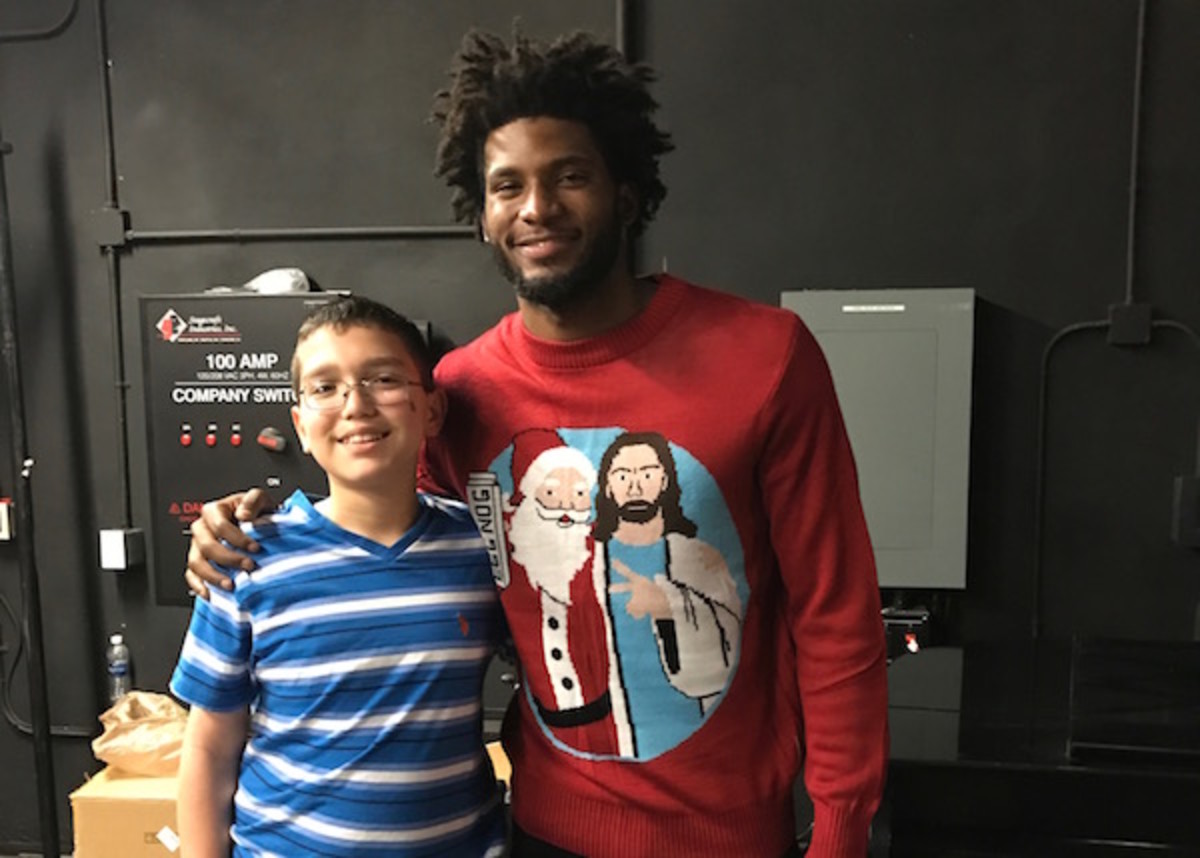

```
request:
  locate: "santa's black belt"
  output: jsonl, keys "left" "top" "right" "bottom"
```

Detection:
{"left": 536, "top": 690, "right": 611, "bottom": 728}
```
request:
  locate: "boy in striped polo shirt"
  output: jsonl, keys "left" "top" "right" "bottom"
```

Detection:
{"left": 171, "top": 296, "right": 506, "bottom": 857}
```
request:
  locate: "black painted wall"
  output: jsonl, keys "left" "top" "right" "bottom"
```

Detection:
{"left": 0, "top": 0, "right": 1197, "bottom": 851}
{"left": 639, "top": 1, "right": 1200, "bottom": 646}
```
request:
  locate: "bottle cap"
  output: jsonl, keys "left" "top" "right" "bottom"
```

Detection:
{"left": 109, "top": 633, "right": 123, "bottom": 645}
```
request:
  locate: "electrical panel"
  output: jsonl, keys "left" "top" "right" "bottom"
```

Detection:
{"left": 139, "top": 292, "right": 342, "bottom": 605}
{"left": 781, "top": 288, "right": 975, "bottom": 590}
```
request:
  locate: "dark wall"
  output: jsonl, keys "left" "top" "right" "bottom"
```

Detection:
{"left": 0, "top": 1, "right": 617, "bottom": 849}
{"left": 638, "top": 0, "right": 1200, "bottom": 646}
{"left": 0, "top": 0, "right": 1196, "bottom": 851}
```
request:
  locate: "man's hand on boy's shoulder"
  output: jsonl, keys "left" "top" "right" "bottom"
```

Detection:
{"left": 184, "top": 489, "right": 276, "bottom": 599}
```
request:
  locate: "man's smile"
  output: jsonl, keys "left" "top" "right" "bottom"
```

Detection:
{"left": 513, "top": 232, "right": 579, "bottom": 260}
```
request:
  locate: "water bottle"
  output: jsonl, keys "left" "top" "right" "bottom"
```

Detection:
{"left": 105, "top": 632, "right": 131, "bottom": 704}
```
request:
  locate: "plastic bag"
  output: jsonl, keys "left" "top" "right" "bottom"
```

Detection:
{"left": 91, "top": 690, "right": 187, "bottom": 776}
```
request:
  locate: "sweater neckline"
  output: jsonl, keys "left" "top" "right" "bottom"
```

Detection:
{"left": 509, "top": 274, "right": 685, "bottom": 370}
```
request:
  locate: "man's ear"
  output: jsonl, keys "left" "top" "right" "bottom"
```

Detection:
{"left": 617, "top": 184, "right": 639, "bottom": 228}
{"left": 423, "top": 388, "right": 448, "bottom": 437}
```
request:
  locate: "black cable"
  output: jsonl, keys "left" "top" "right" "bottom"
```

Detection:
{"left": 0, "top": 0, "right": 79, "bottom": 43}
{"left": 0, "top": 7, "right": 85, "bottom": 856}
{"left": 1122, "top": 0, "right": 1148, "bottom": 306}
{"left": 0, "top": 125, "right": 61, "bottom": 858}
{"left": 92, "top": 0, "right": 134, "bottom": 530}
{"left": 0, "top": 595, "right": 94, "bottom": 739}
{"left": 1153, "top": 319, "right": 1200, "bottom": 352}
{"left": 94, "top": 0, "right": 118, "bottom": 206}
{"left": 1029, "top": 321, "right": 1108, "bottom": 639}
{"left": 1027, "top": 0, "right": 1200, "bottom": 640}
{"left": 615, "top": 0, "right": 633, "bottom": 59}
{"left": 1031, "top": 318, "right": 1200, "bottom": 640}
{"left": 1153, "top": 321, "right": 1200, "bottom": 481}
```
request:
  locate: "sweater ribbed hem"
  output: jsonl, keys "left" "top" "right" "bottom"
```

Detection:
{"left": 513, "top": 786, "right": 795, "bottom": 858}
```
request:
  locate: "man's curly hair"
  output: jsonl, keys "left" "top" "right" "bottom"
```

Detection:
{"left": 431, "top": 28, "right": 674, "bottom": 237}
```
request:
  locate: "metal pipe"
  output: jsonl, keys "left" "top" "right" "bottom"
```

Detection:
{"left": 0, "top": 5, "right": 91, "bottom": 855}
{"left": 0, "top": 0, "right": 79, "bottom": 43}
{"left": 1122, "top": 0, "right": 1148, "bottom": 305}
{"left": 615, "top": 0, "right": 630, "bottom": 57}
{"left": 1029, "top": 320, "right": 1108, "bottom": 639}
{"left": 125, "top": 224, "right": 474, "bottom": 245}
{"left": 92, "top": 0, "right": 134, "bottom": 528}
{"left": 94, "top": 0, "right": 118, "bottom": 204}
{"left": 0, "top": 126, "right": 61, "bottom": 858}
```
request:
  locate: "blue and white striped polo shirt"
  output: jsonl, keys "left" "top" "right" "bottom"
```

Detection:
{"left": 170, "top": 490, "right": 506, "bottom": 857}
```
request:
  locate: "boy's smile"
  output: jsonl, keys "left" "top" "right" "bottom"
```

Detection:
{"left": 290, "top": 325, "right": 442, "bottom": 497}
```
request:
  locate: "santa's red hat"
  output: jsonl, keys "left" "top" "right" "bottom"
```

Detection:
{"left": 510, "top": 429, "right": 596, "bottom": 505}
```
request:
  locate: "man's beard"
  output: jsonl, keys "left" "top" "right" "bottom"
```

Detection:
{"left": 493, "top": 211, "right": 624, "bottom": 312}
{"left": 617, "top": 499, "right": 661, "bottom": 524}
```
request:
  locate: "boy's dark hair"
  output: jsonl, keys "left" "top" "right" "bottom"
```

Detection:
{"left": 291, "top": 295, "right": 434, "bottom": 394}
{"left": 431, "top": 28, "right": 674, "bottom": 237}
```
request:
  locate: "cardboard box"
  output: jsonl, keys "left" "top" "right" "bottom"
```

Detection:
{"left": 486, "top": 739, "right": 511, "bottom": 785}
{"left": 70, "top": 766, "right": 180, "bottom": 857}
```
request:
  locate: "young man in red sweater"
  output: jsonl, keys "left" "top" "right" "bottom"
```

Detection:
{"left": 186, "top": 28, "right": 888, "bottom": 858}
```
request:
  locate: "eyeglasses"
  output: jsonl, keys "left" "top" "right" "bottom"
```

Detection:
{"left": 299, "top": 375, "right": 424, "bottom": 412}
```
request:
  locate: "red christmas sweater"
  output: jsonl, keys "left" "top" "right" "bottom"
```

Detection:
{"left": 423, "top": 275, "right": 888, "bottom": 857}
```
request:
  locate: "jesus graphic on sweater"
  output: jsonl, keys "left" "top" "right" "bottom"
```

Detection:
{"left": 488, "top": 428, "right": 745, "bottom": 761}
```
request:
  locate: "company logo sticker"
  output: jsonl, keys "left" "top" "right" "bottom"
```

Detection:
{"left": 155, "top": 309, "right": 187, "bottom": 342}
{"left": 154, "top": 309, "right": 242, "bottom": 344}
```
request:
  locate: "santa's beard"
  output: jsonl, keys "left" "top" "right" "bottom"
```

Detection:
{"left": 508, "top": 497, "right": 594, "bottom": 604}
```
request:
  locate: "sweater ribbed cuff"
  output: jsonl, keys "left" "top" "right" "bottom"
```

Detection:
{"left": 807, "top": 802, "right": 871, "bottom": 858}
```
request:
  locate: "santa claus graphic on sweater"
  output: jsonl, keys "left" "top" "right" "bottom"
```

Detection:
{"left": 499, "top": 429, "right": 633, "bottom": 756}
{"left": 479, "top": 428, "right": 745, "bottom": 761}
